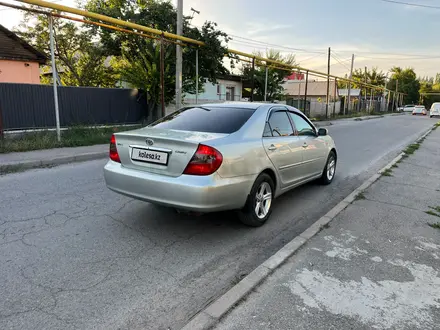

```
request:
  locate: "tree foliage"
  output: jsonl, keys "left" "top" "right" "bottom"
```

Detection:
{"left": 240, "top": 49, "right": 296, "bottom": 101}
{"left": 84, "top": 0, "right": 233, "bottom": 109}
{"left": 387, "top": 67, "right": 420, "bottom": 105}
{"left": 419, "top": 73, "right": 440, "bottom": 108}
{"left": 16, "top": 13, "right": 117, "bottom": 87}
{"left": 348, "top": 67, "right": 387, "bottom": 94}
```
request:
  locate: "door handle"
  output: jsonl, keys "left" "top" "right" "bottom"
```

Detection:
{"left": 268, "top": 144, "right": 277, "bottom": 151}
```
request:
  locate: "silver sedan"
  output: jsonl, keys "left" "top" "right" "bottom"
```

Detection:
{"left": 103, "top": 102, "right": 337, "bottom": 226}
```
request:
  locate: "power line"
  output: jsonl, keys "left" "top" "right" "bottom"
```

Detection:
{"left": 228, "top": 33, "right": 324, "bottom": 54}
{"left": 379, "top": 0, "right": 440, "bottom": 9}
{"left": 331, "top": 54, "right": 351, "bottom": 71}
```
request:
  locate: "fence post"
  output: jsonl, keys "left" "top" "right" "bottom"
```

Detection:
{"left": 49, "top": 15, "right": 61, "bottom": 142}
{"left": 196, "top": 48, "right": 199, "bottom": 104}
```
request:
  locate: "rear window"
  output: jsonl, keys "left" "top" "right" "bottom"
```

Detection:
{"left": 149, "top": 106, "right": 254, "bottom": 134}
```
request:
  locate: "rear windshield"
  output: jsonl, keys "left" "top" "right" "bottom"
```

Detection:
{"left": 149, "top": 106, "right": 254, "bottom": 134}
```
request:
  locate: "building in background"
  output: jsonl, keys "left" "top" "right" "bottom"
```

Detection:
{"left": 283, "top": 80, "right": 341, "bottom": 117}
{"left": 184, "top": 74, "right": 243, "bottom": 104}
{"left": 0, "top": 24, "right": 46, "bottom": 84}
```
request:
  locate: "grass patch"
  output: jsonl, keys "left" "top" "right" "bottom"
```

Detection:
{"left": 403, "top": 143, "right": 420, "bottom": 156}
{"left": 382, "top": 168, "right": 393, "bottom": 177}
{"left": 432, "top": 122, "right": 440, "bottom": 130}
{"left": 319, "top": 223, "right": 331, "bottom": 231}
{"left": 391, "top": 164, "right": 398, "bottom": 168}
{"left": 429, "top": 206, "right": 440, "bottom": 213}
{"left": 426, "top": 210, "right": 440, "bottom": 217}
{"left": 428, "top": 222, "right": 440, "bottom": 229}
{"left": 0, "top": 125, "right": 141, "bottom": 153}
{"left": 355, "top": 192, "right": 366, "bottom": 200}
{"left": 426, "top": 207, "right": 440, "bottom": 219}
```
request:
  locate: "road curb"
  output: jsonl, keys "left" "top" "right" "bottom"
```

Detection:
{"left": 0, "top": 151, "right": 108, "bottom": 174}
{"left": 181, "top": 122, "right": 438, "bottom": 330}
{"left": 313, "top": 112, "right": 403, "bottom": 127}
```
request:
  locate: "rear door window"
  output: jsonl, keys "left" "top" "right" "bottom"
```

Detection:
{"left": 150, "top": 106, "right": 254, "bottom": 134}
{"left": 265, "top": 111, "right": 294, "bottom": 137}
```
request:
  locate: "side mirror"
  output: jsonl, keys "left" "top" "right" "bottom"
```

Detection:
{"left": 318, "top": 128, "right": 328, "bottom": 136}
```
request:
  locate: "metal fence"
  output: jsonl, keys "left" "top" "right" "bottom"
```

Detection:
{"left": 0, "top": 83, "right": 146, "bottom": 131}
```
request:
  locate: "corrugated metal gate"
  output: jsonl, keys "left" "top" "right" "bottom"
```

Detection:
{"left": 0, "top": 83, "right": 146, "bottom": 130}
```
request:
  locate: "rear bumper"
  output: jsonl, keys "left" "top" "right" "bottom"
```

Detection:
{"left": 103, "top": 160, "right": 254, "bottom": 212}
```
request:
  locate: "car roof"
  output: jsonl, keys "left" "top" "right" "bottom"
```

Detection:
{"left": 196, "top": 102, "right": 304, "bottom": 114}
{"left": 197, "top": 102, "right": 262, "bottom": 110}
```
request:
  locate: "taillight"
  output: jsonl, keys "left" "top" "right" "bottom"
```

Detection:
{"left": 109, "top": 134, "right": 121, "bottom": 163}
{"left": 183, "top": 144, "right": 223, "bottom": 176}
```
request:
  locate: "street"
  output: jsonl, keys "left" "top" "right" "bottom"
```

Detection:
{"left": 0, "top": 115, "right": 437, "bottom": 330}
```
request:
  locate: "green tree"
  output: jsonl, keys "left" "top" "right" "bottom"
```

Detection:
{"left": 17, "top": 13, "right": 117, "bottom": 87}
{"left": 351, "top": 67, "right": 387, "bottom": 95}
{"left": 419, "top": 73, "right": 440, "bottom": 108}
{"left": 387, "top": 67, "right": 420, "bottom": 105}
{"left": 240, "top": 49, "right": 296, "bottom": 101}
{"left": 85, "top": 0, "right": 233, "bottom": 117}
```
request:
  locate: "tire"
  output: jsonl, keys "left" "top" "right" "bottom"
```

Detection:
{"left": 320, "top": 151, "right": 337, "bottom": 185}
{"left": 238, "top": 173, "right": 274, "bottom": 227}
{"left": 430, "top": 115, "right": 433, "bottom": 118}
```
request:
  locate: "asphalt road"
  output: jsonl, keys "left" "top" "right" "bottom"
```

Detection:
{"left": 0, "top": 114, "right": 437, "bottom": 330}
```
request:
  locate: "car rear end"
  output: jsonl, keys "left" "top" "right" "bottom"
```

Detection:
{"left": 103, "top": 105, "right": 258, "bottom": 212}
{"left": 430, "top": 103, "right": 440, "bottom": 118}
{"left": 412, "top": 105, "right": 427, "bottom": 115}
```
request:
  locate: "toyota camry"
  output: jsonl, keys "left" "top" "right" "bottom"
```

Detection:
{"left": 103, "top": 103, "right": 337, "bottom": 227}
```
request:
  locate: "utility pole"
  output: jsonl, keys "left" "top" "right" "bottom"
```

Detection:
{"left": 175, "top": 0, "right": 183, "bottom": 111}
{"left": 304, "top": 70, "right": 309, "bottom": 116}
{"left": 395, "top": 80, "right": 399, "bottom": 111}
{"left": 346, "top": 54, "right": 354, "bottom": 114}
{"left": 364, "top": 66, "right": 367, "bottom": 111}
{"left": 49, "top": 15, "right": 61, "bottom": 142}
{"left": 160, "top": 34, "right": 165, "bottom": 117}
{"left": 264, "top": 65, "right": 268, "bottom": 101}
{"left": 250, "top": 57, "right": 255, "bottom": 102}
{"left": 326, "top": 47, "right": 331, "bottom": 118}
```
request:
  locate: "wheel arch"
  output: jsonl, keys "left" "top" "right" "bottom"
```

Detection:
{"left": 260, "top": 168, "right": 277, "bottom": 191}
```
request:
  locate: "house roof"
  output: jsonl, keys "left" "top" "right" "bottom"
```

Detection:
{"left": 338, "top": 88, "right": 361, "bottom": 97}
{"left": 283, "top": 80, "right": 338, "bottom": 97}
{"left": 0, "top": 24, "right": 47, "bottom": 64}
{"left": 217, "top": 74, "right": 242, "bottom": 82}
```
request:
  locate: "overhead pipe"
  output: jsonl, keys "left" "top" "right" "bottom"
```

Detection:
{"left": 14, "top": 0, "right": 389, "bottom": 91}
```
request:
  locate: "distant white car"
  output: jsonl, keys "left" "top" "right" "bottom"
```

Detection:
{"left": 430, "top": 102, "right": 440, "bottom": 118}
{"left": 400, "top": 104, "right": 415, "bottom": 112}
{"left": 412, "top": 105, "right": 427, "bottom": 116}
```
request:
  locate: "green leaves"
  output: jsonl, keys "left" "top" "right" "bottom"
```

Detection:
{"left": 16, "top": 14, "right": 118, "bottom": 88}
{"left": 85, "top": 0, "right": 231, "bottom": 110}
{"left": 241, "top": 49, "right": 296, "bottom": 101}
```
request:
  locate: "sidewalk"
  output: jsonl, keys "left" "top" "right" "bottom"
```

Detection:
{"left": 0, "top": 144, "right": 107, "bottom": 173}
{"left": 213, "top": 128, "right": 440, "bottom": 330}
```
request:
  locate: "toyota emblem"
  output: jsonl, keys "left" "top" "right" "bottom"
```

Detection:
{"left": 146, "top": 138, "right": 154, "bottom": 146}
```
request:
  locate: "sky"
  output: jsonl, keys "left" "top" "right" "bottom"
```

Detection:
{"left": 1, "top": 0, "right": 439, "bottom": 79}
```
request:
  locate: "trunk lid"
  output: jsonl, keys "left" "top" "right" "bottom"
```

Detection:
{"left": 114, "top": 127, "right": 228, "bottom": 177}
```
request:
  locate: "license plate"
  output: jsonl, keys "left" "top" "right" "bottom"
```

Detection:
{"left": 131, "top": 147, "right": 168, "bottom": 165}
